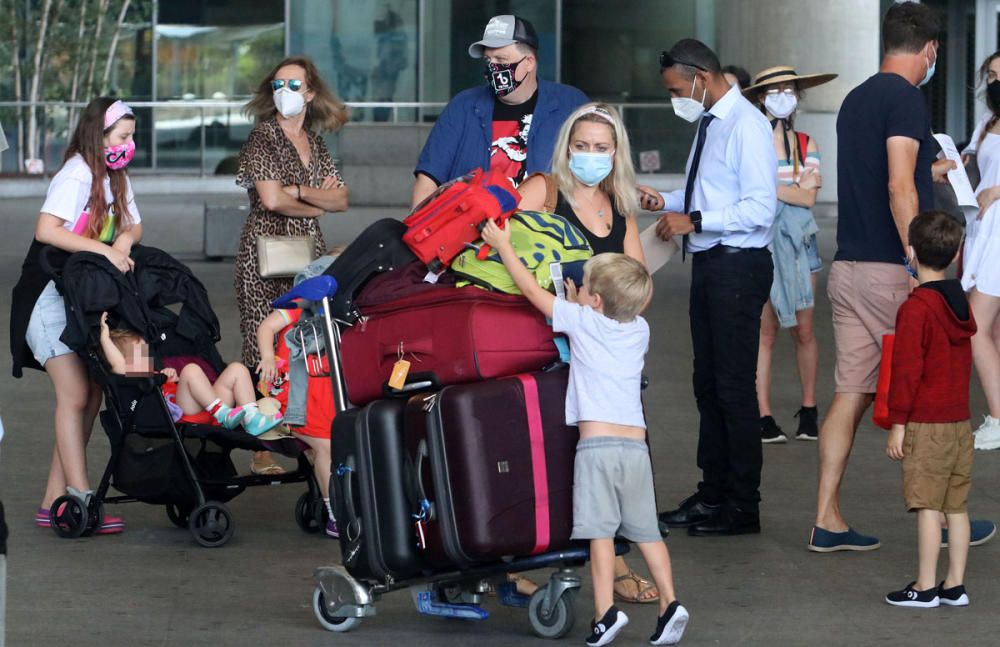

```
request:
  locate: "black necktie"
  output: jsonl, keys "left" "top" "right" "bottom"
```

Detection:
{"left": 682, "top": 113, "right": 715, "bottom": 260}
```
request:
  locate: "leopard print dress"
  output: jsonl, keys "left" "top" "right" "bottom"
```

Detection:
{"left": 234, "top": 117, "right": 344, "bottom": 367}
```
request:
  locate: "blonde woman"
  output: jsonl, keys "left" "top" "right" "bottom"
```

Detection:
{"left": 518, "top": 102, "right": 645, "bottom": 265}
{"left": 235, "top": 56, "right": 349, "bottom": 475}
{"left": 519, "top": 102, "right": 657, "bottom": 605}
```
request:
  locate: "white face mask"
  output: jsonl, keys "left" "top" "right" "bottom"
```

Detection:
{"left": 273, "top": 87, "right": 306, "bottom": 119}
{"left": 764, "top": 92, "right": 798, "bottom": 119}
{"left": 671, "top": 76, "right": 707, "bottom": 123}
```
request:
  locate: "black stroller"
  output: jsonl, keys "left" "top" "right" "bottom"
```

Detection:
{"left": 41, "top": 245, "right": 324, "bottom": 547}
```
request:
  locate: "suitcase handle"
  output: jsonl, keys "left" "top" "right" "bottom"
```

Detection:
{"left": 406, "top": 439, "right": 435, "bottom": 521}
{"left": 335, "top": 459, "right": 362, "bottom": 542}
{"left": 382, "top": 371, "right": 440, "bottom": 398}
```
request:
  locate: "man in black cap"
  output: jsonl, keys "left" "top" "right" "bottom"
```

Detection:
{"left": 411, "top": 14, "right": 588, "bottom": 206}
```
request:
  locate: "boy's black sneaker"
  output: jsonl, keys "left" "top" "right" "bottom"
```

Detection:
{"left": 760, "top": 416, "right": 787, "bottom": 444}
{"left": 650, "top": 600, "right": 689, "bottom": 645}
{"left": 937, "top": 581, "right": 969, "bottom": 607}
{"left": 885, "top": 582, "right": 939, "bottom": 608}
{"left": 586, "top": 605, "right": 628, "bottom": 647}
{"left": 795, "top": 406, "right": 819, "bottom": 440}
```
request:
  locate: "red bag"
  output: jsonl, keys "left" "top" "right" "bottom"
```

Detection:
{"left": 339, "top": 287, "right": 558, "bottom": 407}
{"left": 403, "top": 168, "right": 521, "bottom": 272}
{"left": 872, "top": 333, "right": 895, "bottom": 430}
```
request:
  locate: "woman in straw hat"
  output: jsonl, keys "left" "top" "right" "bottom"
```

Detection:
{"left": 742, "top": 65, "right": 837, "bottom": 444}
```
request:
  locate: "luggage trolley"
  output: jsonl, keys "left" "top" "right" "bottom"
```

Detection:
{"left": 296, "top": 276, "right": 627, "bottom": 639}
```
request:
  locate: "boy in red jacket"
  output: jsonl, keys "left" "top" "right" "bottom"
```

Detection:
{"left": 885, "top": 211, "right": 977, "bottom": 608}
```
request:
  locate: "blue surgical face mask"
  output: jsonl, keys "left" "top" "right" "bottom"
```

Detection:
{"left": 569, "top": 151, "right": 614, "bottom": 187}
{"left": 919, "top": 47, "right": 937, "bottom": 87}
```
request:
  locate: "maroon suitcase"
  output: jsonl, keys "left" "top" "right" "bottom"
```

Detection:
{"left": 403, "top": 368, "right": 578, "bottom": 568}
{"left": 340, "top": 287, "right": 559, "bottom": 407}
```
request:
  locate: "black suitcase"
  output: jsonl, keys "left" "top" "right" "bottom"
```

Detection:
{"left": 331, "top": 398, "right": 424, "bottom": 583}
{"left": 404, "top": 367, "right": 578, "bottom": 568}
{"left": 324, "top": 218, "right": 417, "bottom": 323}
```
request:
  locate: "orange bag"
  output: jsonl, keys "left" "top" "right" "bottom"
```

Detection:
{"left": 872, "top": 333, "right": 895, "bottom": 430}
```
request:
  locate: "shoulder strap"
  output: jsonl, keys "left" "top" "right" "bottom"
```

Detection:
{"left": 525, "top": 172, "right": 558, "bottom": 212}
{"left": 797, "top": 131, "right": 810, "bottom": 165}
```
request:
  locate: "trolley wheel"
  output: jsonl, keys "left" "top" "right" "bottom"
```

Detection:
{"left": 527, "top": 586, "right": 576, "bottom": 639}
{"left": 50, "top": 494, "right": 89, "bottom": 539}
{"left": 165, "top": 503, "right": 192, "bottom": 529}
{"left": 188, "top": 502, "right": 234, "bottom": 548}
{"left": 295, "top": 492, "right": 328, "bottom": 534}
{"left": 313, "top": 586, "right": 362, "bottom": 633}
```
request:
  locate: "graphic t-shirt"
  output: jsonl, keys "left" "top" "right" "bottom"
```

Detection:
{"left": 39, "top": 154, "right": 140, "bottom": 242}
{"left": 490, "top": 90, "right": 537, "bottom": 187}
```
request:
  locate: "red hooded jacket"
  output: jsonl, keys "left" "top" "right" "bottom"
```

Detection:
{"left": 888, "top": 283, "right": 977, "bottom": 425}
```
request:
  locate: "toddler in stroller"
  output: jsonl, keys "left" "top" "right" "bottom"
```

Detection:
{"left": 99, "top": 312, "right": 283, "bottom": 436}
{"left": 42, "top": 244, "right": 327, "bottom": 546}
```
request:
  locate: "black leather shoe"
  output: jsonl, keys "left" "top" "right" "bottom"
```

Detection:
{"left": 658, "top": 493, "right": 721, "bottom": 530}
{"left": 688, "top": 505, "right": 760, "bottom": 536}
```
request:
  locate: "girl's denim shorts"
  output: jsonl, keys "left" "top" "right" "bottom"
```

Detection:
{"left": 25, "top": 281, "right": 74, "bottom": 367}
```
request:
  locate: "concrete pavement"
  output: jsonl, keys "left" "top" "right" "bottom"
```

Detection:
{"left": 0, "top": 195, "right": 998, "bottom": 647}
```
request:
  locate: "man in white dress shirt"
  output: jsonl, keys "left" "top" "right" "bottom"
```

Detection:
{"left": 647, "top": 38, "right": 777, "bottom": 536}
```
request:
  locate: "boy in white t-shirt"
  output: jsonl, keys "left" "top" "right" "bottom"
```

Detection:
{"left": 482, "top": 221, "right": 688, "bottom": 647}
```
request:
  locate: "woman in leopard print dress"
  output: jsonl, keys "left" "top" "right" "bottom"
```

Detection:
{"left": 236, "top": 56, "right": 349, "bottom": 368}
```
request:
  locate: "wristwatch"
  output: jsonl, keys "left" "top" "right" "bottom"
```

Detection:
{"left": 689, "top": 210, "right": 703, "bottom": 234}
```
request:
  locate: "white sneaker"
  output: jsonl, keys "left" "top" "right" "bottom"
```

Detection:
{"left": 974, "top": 415, "right": 1000, "bottom": 450}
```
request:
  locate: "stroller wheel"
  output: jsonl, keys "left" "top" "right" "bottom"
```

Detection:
{"left": 313, "top": 587, "right": 362, "bottom": 633}
{"left": 50, "top": 494, "right": 89, "bottom": 539}
{"left": 188, "top": 502, "right": 234, "bottom": 548}
{"left": 527, "top": 586, "right": 576, "bottom": 639}
{"left": 165, "top": 503, "right": 192, "bottom": 529}
{"left": 295, "top": 492, "right": 328, "bottom": 534}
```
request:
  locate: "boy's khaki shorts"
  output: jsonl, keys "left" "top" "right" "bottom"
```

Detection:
{"left": 902, "top": 421, "right": 973, "bottom": 513}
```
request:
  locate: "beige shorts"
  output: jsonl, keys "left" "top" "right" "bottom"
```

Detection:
{"left": 827, "top": 261, "right": 910, "bottom": 393}
{"left": 902, "top": 421, "right": 973, "bottom": 513}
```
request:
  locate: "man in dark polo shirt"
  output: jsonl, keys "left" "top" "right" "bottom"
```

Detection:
{"left": 809, "top": 1, "right": 958, "bottom": 552}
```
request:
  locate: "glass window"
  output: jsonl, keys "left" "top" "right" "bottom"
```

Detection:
{"left": 562, "top": 0, "right": 701, "bottom": 172}
{"left": 290, "top": 0, "right": 419, "bottom": 122}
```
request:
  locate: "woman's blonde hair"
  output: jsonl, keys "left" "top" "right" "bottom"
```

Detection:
{"left": 549, "top": 102, "right": 638, "bottom": 218}
{"left": 244, "top": 56, "right": 349, "bottom": 133}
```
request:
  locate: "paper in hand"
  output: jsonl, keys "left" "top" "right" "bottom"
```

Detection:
{"left": 933, "top": 133, "right": 978, "bottom": 215}
{"left": 640, "top": 222, "right": 680, "bottom": 274}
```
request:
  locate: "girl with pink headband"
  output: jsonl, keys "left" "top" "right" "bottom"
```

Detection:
{"left": 10, "top": 96, "right": 141, "bottom": 535}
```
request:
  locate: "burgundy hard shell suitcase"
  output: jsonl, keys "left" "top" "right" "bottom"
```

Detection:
{"left": 404, "top": 367, "right": 578, "bottom": 568}
{"left": 330, "top": 398, "right": 425, "bottom": 583}
{"left": 402, "top": 168, "right": 520, "bottom": 272}
{"left": 340, "top": 287, "right": 559, "bottom": 407}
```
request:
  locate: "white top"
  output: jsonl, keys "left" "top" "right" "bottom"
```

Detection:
{"left": 659, "top": 85, "right": 778, "bottom": 252}
{"left": 40, "top": 154, "right": 140, "bottom": 242}
{"left": 960, "top": 114, "right": 1000, "bottom": 296}
{"left": 551, "top": 298, "right": 648, "bottom": 429}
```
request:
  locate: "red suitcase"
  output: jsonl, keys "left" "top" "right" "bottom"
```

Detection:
{"left": 340, "top": 287, "right": 559, "bottom": 407}
{"left": 403, "top": 368, "right": 578, "bottom": 567}
{"left": 402, "top": 168, "right": 521, "bottom": 272}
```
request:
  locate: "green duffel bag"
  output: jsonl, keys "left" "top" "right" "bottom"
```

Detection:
{"left": 452, "top": 210, "right": 593, "bottom": 294}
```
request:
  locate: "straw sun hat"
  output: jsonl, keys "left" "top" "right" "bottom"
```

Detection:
{"left": 742, "top": 65, "right": 838, "bottom": 97}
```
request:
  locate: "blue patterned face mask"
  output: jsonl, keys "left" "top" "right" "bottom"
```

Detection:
{"left": 569, "top": 151, "right": 614, "bottom": 187}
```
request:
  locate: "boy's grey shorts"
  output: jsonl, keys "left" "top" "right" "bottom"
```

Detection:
{"left": 571, "top": 437, "right": 662, "bottom": 543}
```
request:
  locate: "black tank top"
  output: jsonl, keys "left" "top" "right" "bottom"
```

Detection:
{"left": 553, "top": 191, "right": 627, "bottom": 255}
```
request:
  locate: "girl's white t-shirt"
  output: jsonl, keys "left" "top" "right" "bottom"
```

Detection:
{"left": 39, "top": 154, "right": 141, "bottom": 242}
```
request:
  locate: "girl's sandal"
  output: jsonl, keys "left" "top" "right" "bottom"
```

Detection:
{"left": 613, "top": 568, "right": 660, "bottom": 604}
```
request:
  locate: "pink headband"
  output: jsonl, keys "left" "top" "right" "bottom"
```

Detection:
{"left": 104, "top": 100, "right": 134, "bottom": 130}
{"left": 577, "top": 105, "right": 615, "bottom": 125}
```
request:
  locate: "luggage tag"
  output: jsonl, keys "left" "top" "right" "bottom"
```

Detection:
{"left": 413, "top": 498, "right": 431, "bottom": 550}
{"left": 388, "top": 342, "right": 411, "bottom": 390}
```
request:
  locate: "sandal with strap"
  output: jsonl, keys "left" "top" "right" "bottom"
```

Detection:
{"left": 486, "top": 573, "right": 539, "bottom": 597}
{"left": 613, "top": 568, "right": 660, "bottom": 604}
{"left": 250, "top": 452, "right": 286, "bottom": 476}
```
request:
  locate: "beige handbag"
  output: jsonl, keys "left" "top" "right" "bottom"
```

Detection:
{"left": 256, "top": 219, "right": 316, "bottom": 279}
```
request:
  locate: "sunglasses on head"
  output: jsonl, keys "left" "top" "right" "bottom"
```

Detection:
{"left": 659, "top": 51, "right": 709, "bottom": 72}
{"left": 271, "top": 78, "right": 303, "bottom": 92}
